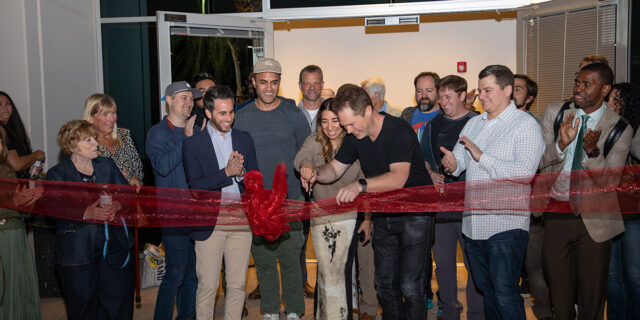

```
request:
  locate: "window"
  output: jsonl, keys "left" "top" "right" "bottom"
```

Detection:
{"left": 524, "top": 4, "right": 616, "bottom": 116}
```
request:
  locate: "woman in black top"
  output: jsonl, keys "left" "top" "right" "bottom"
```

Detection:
{"left": 0, "top": 91, "right": 45, "bottom": 177}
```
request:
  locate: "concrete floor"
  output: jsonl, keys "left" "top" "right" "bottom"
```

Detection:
{"left": 41, "top": 235, "right": 539, "bottom": 319}
{"left": 40, "top": 263, "right": 537, "bottom": 320}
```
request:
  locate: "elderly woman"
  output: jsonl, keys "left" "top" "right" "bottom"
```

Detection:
{"left": 47, "top": 120, "right": 133, "bottom": 320}
{"left": 606, "top": 82, "right": 640, "bottom": 320}
{"left": 0, "top": 91, "right": 45, "bottom": 178}
{"left": 294, "top": 98, "right": 370, "bottom": 320}
{"left": 82, "top": 93, "right": 143, "bottom": 188}
{"left": 0, "top": 126, "right": 42, "bottom": 320}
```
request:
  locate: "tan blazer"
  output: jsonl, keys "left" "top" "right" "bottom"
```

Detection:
{"left": 532, "top": 101, "right": 632, "bottom": 242}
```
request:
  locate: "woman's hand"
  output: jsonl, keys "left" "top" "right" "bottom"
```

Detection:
{"left": 128, "top": 176, "right": 142, "bottom": 192}
{"left": 299, "top": 161, "right": 316, "bottom": 192}
{"left": 12, "top": 184, "right": 43, "bottom": 207}
{"left": 357, "top": 214, "right": 373, "bottom": 243}
{"left": 84, "top": 199, "right": 118, "bottom": 221}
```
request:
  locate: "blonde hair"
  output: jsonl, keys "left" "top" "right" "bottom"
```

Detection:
{"left": 0, "top": 126, "right": 9, "bottom": 165}
{"left": 57, "top": 120, "right": 96, "bottom": 155}
{"left": 82, "top": 93, "right": 121, "bottom": 148}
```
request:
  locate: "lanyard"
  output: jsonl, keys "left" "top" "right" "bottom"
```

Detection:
{"left": 102, "top": 218, "right": 130, "bottom": 270}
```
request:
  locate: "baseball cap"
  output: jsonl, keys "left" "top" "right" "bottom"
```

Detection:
{"left": 253, "top": 58, "right": 282, "bottom": 75}
{"left": 164, "top": 81, "right": 202, "bottom": 99}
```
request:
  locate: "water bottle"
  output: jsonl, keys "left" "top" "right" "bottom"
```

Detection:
{"left": 28, "top": 160, "right": 42, "bottom": 189}
{"left": 99, "top": 185, "right": 112, "bottom": 208}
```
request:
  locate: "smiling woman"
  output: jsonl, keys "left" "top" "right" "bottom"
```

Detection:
{"left": 82, "top": 94, "right": 144, "bottom": 189}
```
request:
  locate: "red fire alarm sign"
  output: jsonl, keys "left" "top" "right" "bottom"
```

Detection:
{"left": 457, "top": 61, "right": 467, "bottom": 73}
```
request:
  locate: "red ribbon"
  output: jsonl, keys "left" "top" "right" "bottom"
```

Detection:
{"left": 1, "top": 163, "right": 639, "bottom": 241}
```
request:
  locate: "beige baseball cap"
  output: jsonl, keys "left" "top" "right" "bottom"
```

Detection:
{"left": 253, "top": 58, "right": 282, "bottom": 75}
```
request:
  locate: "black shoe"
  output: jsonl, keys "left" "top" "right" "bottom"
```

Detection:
{"left": 248, "top": 286, "right": 260, "bottom": 299}
{"left": 242, "top": 303, "right": 249, "bottom": 317}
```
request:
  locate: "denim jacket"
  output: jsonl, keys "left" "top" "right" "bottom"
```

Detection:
{"left": 46, "top": 156, "right": 132, "bottom": 266}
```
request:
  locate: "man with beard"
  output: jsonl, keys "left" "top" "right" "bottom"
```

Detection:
{"left": 420, "top": 75, "right": 483, "bottom": 320}
{"left": 401, "top": 72, "right": 441, "bottom": 142}
{"left": 534, "top": 63, "right": 632, "bottom": 319}
{"left": 234, "top": 58, "right": 310, "bottom": 320}
{"left": 513, "top": 74, "right": 538, "bottom": 119}
{"left": 182, "top": 85, "right": 258, "bottom": 320}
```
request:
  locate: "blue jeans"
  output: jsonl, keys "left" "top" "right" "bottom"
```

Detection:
{"left": 608, "top": 219, "right": 640, "bottom": 320}
{"left": 373, "top": 214, "right": 434, "bottom": 320}
{"left": 464, "top": 229, "right": 528, "bottom": 320}
{"left": 153, "top": 230, "right": 198, "bottom": 320}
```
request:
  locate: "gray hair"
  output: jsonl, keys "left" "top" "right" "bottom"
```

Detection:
{"left": 361, "top": 77, "right": 386, "bottom": 100}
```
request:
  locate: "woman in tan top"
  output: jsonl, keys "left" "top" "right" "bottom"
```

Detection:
{"left": 295, "top": 98, "right": 371, "bottom": 320}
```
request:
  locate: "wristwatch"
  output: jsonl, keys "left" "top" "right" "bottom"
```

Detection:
{"left": 358, "top": 178, "right": 367, "bottom": 193}
{"left": 587, "top": 147, "right": 600, "bottom": 158}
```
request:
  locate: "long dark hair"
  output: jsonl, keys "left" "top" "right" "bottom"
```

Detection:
{"left": 612, "top": 83, "right": 640, "bottom": 133}
{"left": 315, "top": 98, "right": 345, "bottom": 163}
{"left": 0, "top": 91, "right": 32, "bottom": 156}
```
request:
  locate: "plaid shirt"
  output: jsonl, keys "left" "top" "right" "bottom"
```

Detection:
{"left": 451, "top": 102, "right": 544, "bottom": 240}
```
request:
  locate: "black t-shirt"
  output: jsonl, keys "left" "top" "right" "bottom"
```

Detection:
{"left": 335, "top": 114, "right": 431, "bottom": 188}
{"left": 434, "top": 114, "right": 474, "bottom": 171}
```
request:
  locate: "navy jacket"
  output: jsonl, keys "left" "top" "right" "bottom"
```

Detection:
{"left": 182, "top": 127, "right": 258, "bottom": 241}
{"left": 46, "top": 156, "right": 132, "bottom": 266}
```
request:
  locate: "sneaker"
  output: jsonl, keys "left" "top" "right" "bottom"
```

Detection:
{"left": 262, "top": 313, "right": 279, "bottom": 320}
{"left": 285, "top": 313, "right": 300, "bottom": 320}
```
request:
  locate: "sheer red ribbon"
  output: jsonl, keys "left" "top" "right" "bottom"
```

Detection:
{"left": 1, "top": 163, "right": 639, "bottom": 240}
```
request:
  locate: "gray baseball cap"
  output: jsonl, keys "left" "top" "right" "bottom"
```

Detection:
{"left": 253, "top": 58, "right": 282, "bottom": 75}
{"left": 164, "top": 81, "right": 202, "bottom": 99}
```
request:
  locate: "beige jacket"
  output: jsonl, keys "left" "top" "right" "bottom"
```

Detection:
{"left": 533, "top": 101, "right": 632, "bottom": 242}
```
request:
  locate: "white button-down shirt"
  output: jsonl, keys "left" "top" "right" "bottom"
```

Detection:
{"left": 207, "top": 125, "right": 241, "bottom": 202}
{"left": 451, "top": 102, "right": 545, "bottom": 240}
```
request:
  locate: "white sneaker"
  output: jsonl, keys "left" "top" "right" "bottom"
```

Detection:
{"left": 286, "top": 313, "right": 300, "bottom": 320}
{"left": 262, "top": 313, "right": 280, "bottom": 320}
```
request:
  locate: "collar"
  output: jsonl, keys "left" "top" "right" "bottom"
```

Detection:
{"left": 207, "top": 123, "right": 232, "bottom": 139}
{"left": 480, "top": 101, "right": 517, "bottom": 121}
{"left": 575, "top": 101, "right": 606, "bottom": 124}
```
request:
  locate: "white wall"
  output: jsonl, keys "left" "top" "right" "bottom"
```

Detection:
{"left": 274, "top": 18, "right": 517, "bottom": 109}
{"left": 0, "top": 0, "right": 100, "bottom": 169}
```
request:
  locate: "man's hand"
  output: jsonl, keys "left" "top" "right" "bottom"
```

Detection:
{"left": 459, "top": 136, "right": 483, "bottom": 162}
{"left": 225, "top": 151, "right": 245, "bottom": 177}
{"left": 335, "top": 181, "right": 361, "bottom": 205}
{"left": 357, "top": 216, "right": 373, "bottom": 243}
{"left": 299, "top": 161, "right": 316, "bottom": 192}
{"left": 426, "top": 166, "right": 445, "bottom": 185}
{"left": 184, "top": 115, "right": 197, "bottom": 137}
{"left": 583, "top": 126, "right": 602, "bottom": 155}
{"left": 558, "top": 114, "right": 580, "bottom": 151}
{"left": 440, "top": 147, "right": 458, "bottom": 173}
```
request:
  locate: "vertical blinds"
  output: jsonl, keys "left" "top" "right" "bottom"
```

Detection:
{"left": 525, "top": 4, "right": 617, "bottom": 116}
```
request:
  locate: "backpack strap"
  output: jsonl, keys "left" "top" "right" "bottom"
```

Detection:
{"left": 553, "top": 101, "right": 572, "bottom": 141}
{"left": 603, "top": 118, "right": 629, "bottom": 158}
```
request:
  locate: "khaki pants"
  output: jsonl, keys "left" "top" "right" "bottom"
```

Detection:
{"left": 195, "top": 227, "right": 252, "bottom": 320}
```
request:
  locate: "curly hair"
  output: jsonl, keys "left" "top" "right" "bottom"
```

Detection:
{"left": 613, "top": 82, "right": 640, "bottom": 132}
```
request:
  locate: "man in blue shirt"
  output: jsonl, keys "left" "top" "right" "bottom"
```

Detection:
{"left": 147, "top": 81, "right": 201, "bottom": 320}
{"left": 400, "top": 72, "right": 441, "bottom": 142}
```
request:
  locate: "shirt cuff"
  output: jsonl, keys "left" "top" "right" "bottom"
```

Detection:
{"left": 556, "top": 142, "right": 566, "bottom": 159}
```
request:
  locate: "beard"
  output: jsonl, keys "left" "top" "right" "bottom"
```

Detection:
{"left": 418, "top": 100, "right": 436, "bottom": 112}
